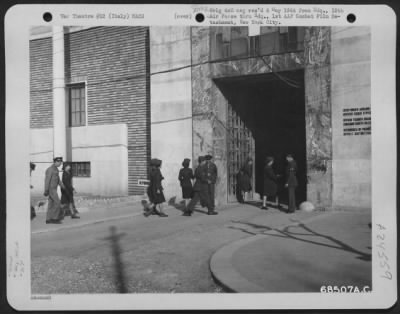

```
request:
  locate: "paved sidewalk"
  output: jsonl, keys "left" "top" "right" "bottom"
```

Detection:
{"left": 210, "top": 209, "right": 372, "bottom": 292}
{"left": 31, "top": 199, "right": 146, "bottom": 234}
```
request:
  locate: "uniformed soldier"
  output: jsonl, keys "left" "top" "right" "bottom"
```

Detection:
{"left": 44, "top": 157, "right": 64, "bottom": 224}
{"left": 183, "top": 156, "right": 209, "bottom": 216}
{"left": 205, "top": 154, "right": 218, "bottom": 215}
{"left": 284, "top": 154, "right": 298, "bottom": 213}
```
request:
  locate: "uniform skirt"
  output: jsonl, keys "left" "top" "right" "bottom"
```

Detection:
{"left": 263, "top": 179, "right": 277, "bottom": 197}
{"left": 182, "top": 186, "right": 193, "bottom": 199}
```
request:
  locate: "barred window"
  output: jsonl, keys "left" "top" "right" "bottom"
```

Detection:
{"left": 71, "top": 162, "right": 91, "bottom": 177}
{"left": 68, "top": 83, "right": 86, "bottom": 127}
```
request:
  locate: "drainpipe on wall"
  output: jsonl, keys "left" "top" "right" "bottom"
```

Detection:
{"left": 52, "top": 26, "right": 67, "bottom": 160}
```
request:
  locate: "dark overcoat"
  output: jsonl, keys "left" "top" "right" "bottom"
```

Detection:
{"left": 286, "top": 160, "right": 298, "bottom": 187}
{"left": 263, "top": 165, "right": 278, "bottom": 196}
{"left": 148, "top": 167, "right": 166, "bottom": 204}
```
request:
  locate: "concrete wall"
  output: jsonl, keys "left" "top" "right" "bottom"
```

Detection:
{"left": 331, "top": 27, "right": 371, "bottom": 209}
{"left": 30, "top": 124, "right": 129, "bottom": 196}
{"left": 150, "top": 26, "right": 193, "bottom": 201}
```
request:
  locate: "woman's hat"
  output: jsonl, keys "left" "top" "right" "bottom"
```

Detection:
{"left": 182, "top": 158, "right": 191, "bottom": 167}
{"left": 154, "top": 159, "right": 162, "bottom": 167}
{"left": 265, "top": 156, "right": 274, "bottom": 163}
{"left": 30, "top": 162, "right": 36, "bottom": 170}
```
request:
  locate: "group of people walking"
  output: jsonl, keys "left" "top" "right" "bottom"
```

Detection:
{"left": 31, "top": 157, "right": 80, "bottom": 224}
{"left": 35, "top": 152, "right": 298, "bottom": 223}
{"left": 144, "top": 154, "right": 219, "bottom": 217}
{"left": 237, "top": 154, "right": 298, "bottom": 214}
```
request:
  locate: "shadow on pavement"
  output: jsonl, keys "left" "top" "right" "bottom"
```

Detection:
{"left": 229, "top": 220, "right": 371, "bottom": 262}
{"left": 168, "top": 196, "right": 186, "bottom": 212}
{"left": 168, "top": 197, "right": 210, "bottom": 215}
{"left": 104, "top": 226, "right": 128, "bottom": 293}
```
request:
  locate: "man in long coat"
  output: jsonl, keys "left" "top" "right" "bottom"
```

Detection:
{"left": 205, "top": 154, "right": 218, "bottom": 215}
{"left": 44, "top": 157, "right": 64, "bottom": 224}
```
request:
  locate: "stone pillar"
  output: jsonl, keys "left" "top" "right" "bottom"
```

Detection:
{"left": 191, "top": 27, "right": 228, "bottom": 206}
{"left": 304, "top": 27, "right": 333, "bottom": 209}
{"left": 52, "top": 26, "right": 66, "bottom": 159}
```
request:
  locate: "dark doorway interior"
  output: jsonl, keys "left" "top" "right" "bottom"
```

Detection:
{"left": 214, "top": 70, "right": 307, "bottom": 205}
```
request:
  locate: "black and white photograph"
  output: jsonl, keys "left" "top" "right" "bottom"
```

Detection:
{"left": 5, "top": 4, "right": 397, "bottom": 311}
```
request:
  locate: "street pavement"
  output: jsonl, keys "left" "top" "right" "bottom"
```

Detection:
{"left": 31, "top": 199, "right": 371, "bottom": 294}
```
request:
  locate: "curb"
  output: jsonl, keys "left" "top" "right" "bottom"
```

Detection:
{"left": 209, "top": 211, "right": 336, "bottom": 292}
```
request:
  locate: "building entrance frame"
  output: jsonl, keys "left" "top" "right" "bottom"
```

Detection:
{"left": 227, "top": 104, "right": 255, "bottom": 202}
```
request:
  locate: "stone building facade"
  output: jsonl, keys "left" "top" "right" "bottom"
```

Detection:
{"left": 30, "top": 26, "right": 371, "bottom": 210}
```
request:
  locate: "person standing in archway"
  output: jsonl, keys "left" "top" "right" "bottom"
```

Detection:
{"left": 285, "top": 154, "right": 298, "bottom": 213}
{"left": 261, "top": 156, "right": 279, "bottom": 210}
{"left": 238, "top": 157, "right": 253, "bottom": 203}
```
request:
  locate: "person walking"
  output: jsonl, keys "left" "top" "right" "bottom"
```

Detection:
{"left": 44, "top": 157, "right": 64, "bottom": 224}
{"left": 238, "top": 157, "right": 253, "bottom": 202}
{"left": 261, "top": 156, "right": 280, "bottom": 210}
{"left": 61, "top": 162, "right": 80, "bottom": 219}
{"left": 178, "top": 158, "right": 194, "bottom": 208}
{"left": 205, "top": 154, "right": 218, "bottom": 215}
{"left": 145, "top": 158, "right": 168, "bottom": 217}
{"left": 30, "top": 162, "right": 36, "bottom": 220}
{"left": 285, "top": 154, "right": 298, "bottom": 213}
{"left": 183, "top": 156, "right": 209, "bottom": 216}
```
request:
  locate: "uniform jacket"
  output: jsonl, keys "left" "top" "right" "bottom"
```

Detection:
{"left": 44, "top": 164, "right": 62, "bottom": 196}
{"left": 205, "top": 161, "right": 218, "bottom": 184}
{"left": 193, "top": 165, "right": 208, "bottom": 192}
{"left": 178, "top": 167, "right": 194, "bottom": 188}
{"left": 286, "top": 160, "right": 298, "bottom": 187}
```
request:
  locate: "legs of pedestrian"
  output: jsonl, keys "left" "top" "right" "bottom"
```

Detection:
{"left": 261, "top": 195, "right": 268, "bottom": 210}
{"left": 70, "top": 201, "right": 80, "bottom": 219}
{"left": 207, "top": 184, "right": 218, "bottom": 215}
{"left": 46, "top": 194, "right": 62, "bottom": 224}
{"left": 183, "top": 193, "right": 200, "bottom": 216}
{"left": 288, "top": 187, "right": 296, "bottom": 213}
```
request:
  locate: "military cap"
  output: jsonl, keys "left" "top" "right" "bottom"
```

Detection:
{"left": 53, "top": 157, "right": 63, "bottom": 162}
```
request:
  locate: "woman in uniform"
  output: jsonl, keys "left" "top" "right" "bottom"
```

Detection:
{"left": 61, "top": 162, "right": 80, "bottom": 219}
{"left": 261, "top": 156, "right": 279, "bottom": 210}
{"left": 145, "top": 158, "right": 168, "bottom": 217}
{"left": 238, "top": 157, "right": 253, "bottom": 202}
{"left": 178, "top": 158, "right": 194, "bottom": 208}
